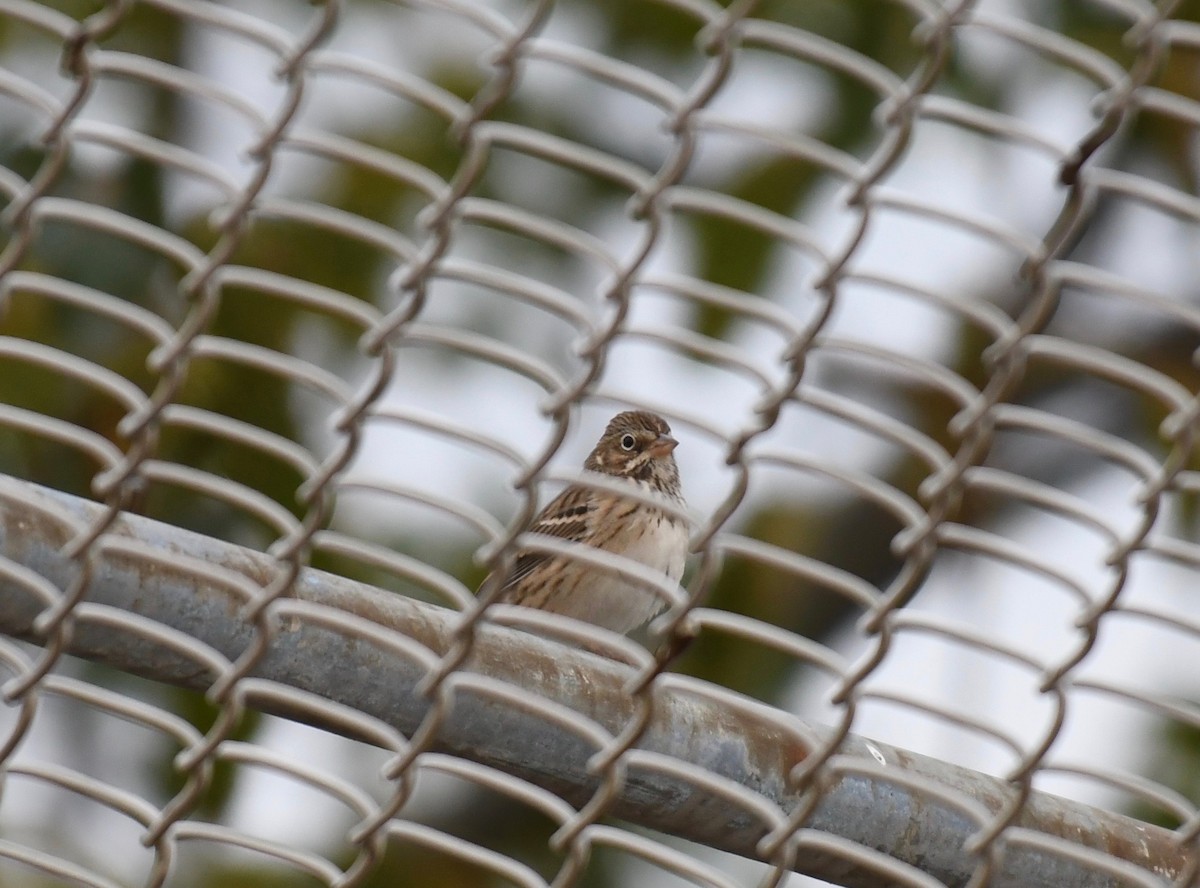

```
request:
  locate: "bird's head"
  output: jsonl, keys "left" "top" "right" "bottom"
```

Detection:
{"left": 585, "top": 410, "right": 680, "bottom": 488}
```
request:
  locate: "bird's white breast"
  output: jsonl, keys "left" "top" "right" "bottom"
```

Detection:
{"left": 571, "top": 507, "right": 689, "bottom": 633}
{"left": 611, "top": 510, "right": 688, "bottom": 581}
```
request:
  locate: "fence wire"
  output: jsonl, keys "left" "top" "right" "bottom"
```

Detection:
{"left": 1, "top": 0, "right": 1199, "bottom": 886}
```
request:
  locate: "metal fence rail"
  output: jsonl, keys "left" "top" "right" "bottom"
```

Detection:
{"left": 1, "top": 0, "right": 1199, "bottom": 887}
{"left": 0, "top": 478, "right": 1191, "bottom": 888}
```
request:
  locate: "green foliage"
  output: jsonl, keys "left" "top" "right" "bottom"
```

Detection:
{"left": 1130, "top": 715, "right": 1200, "bottom": 829}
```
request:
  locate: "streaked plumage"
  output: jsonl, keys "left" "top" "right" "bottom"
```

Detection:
{"left": 492, "top": 410, "right": 688, "bottom": 633}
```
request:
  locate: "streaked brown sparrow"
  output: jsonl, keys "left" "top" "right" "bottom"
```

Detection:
{"left": 492, "top": 410, "right": 688, "bottom": 633}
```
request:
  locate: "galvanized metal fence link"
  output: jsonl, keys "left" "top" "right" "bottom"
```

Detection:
{"left": 0, "top": 1, "right": 1199, "bottom": 887}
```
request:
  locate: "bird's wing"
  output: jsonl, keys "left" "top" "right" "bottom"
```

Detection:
{"left": 497, "top": 485, "right": 595, "bottom": 591}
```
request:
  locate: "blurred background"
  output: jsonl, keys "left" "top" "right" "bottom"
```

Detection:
{"left": 1, "top": 0, "right": 1200, "bottom": 885}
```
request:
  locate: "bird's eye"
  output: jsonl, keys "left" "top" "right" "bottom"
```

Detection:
{"left": 620, "top": 434, "right": 637, "bottom": 451}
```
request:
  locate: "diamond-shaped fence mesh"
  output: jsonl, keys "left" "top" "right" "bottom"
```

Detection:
{"left": 1, "top": 1, "right": 1200, "bottom": 886}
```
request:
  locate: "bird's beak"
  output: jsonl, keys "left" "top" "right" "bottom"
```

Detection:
{"left": 647, "top": 434, "right": 678, "bottom": 458}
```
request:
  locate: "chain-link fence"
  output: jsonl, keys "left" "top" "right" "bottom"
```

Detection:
{"left": 2, "top": 1, "right": 1200, "bottom": 886}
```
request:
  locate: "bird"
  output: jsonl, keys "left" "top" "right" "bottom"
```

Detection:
{"left": 490, "top": 410, "right": 688, "bottom": 634}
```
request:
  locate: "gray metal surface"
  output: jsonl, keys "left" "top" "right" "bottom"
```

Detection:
{"left": 0, "top": 479, "right": 1185, "bottom": 888}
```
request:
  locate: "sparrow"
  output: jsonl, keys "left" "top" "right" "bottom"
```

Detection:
{"left": 491, "top": 410, "right": 688, "bottom": 634}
